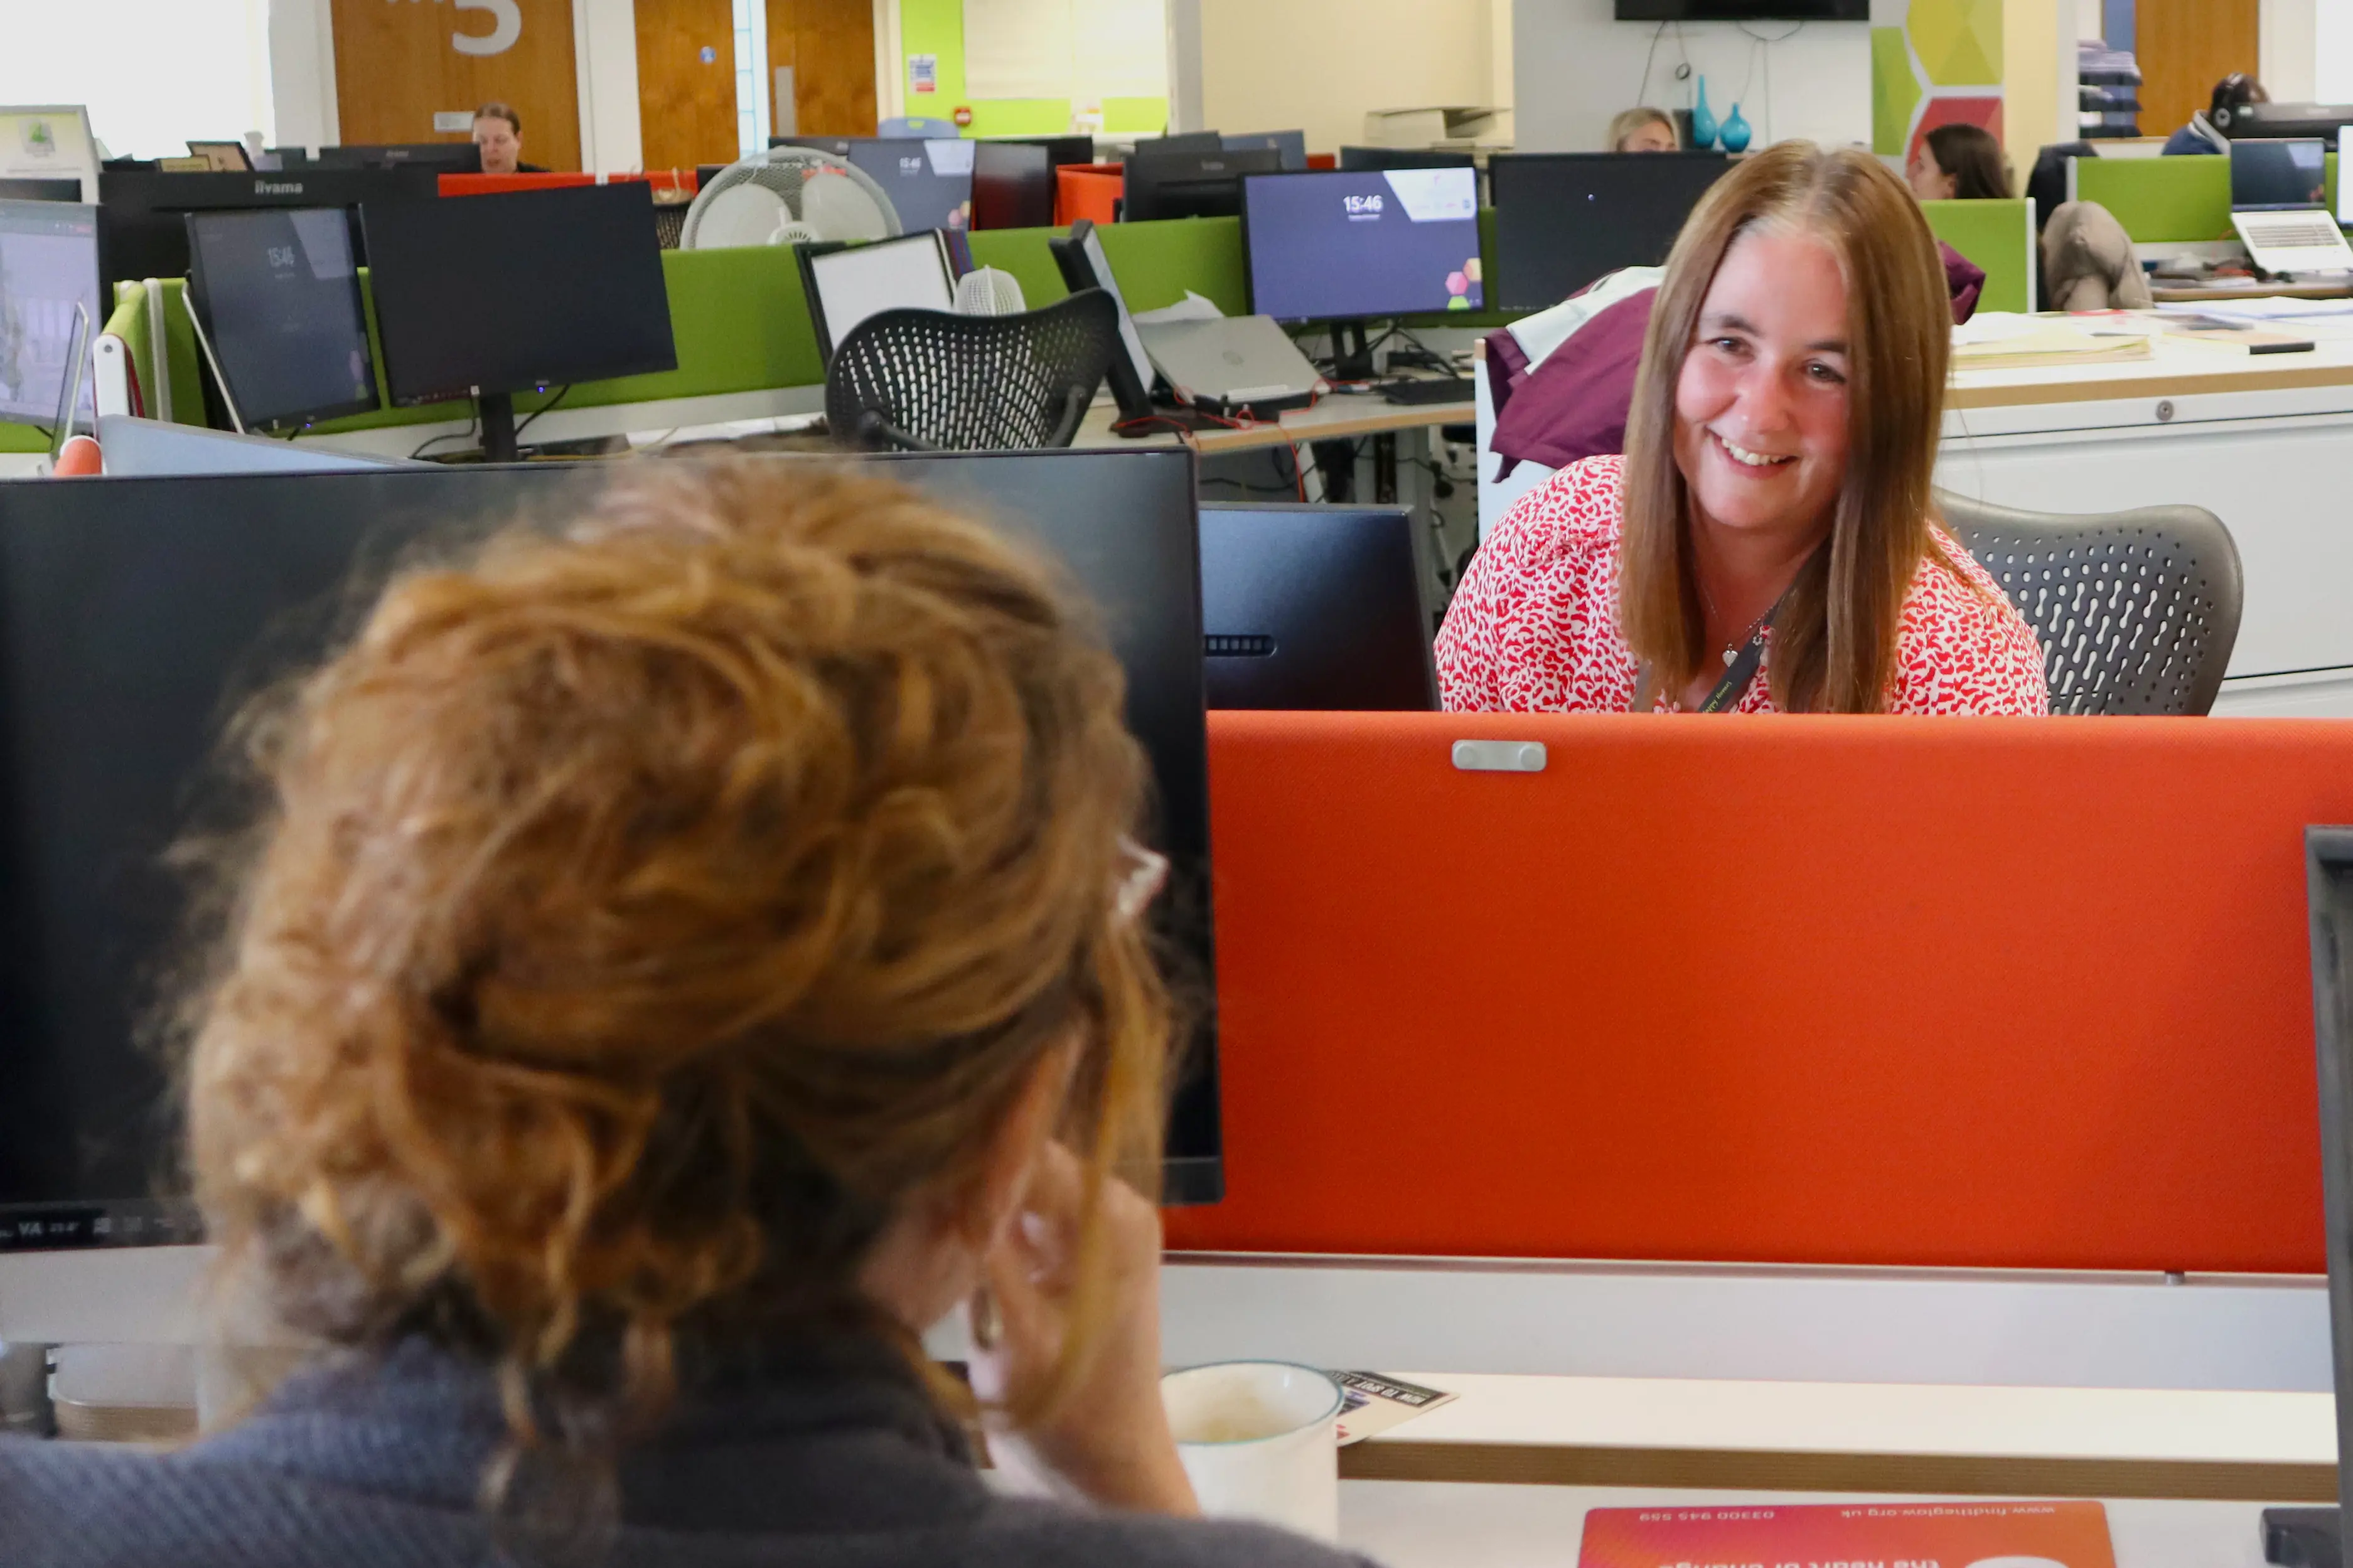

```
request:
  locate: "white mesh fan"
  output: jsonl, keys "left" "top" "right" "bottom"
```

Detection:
{"left": 681, "top": 147, "right": 904, "bottom": 249}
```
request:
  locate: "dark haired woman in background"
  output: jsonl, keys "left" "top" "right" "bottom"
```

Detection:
{"left": 1907, "top": 124, "right": 2012, "bottom": 201}
{"left": 0, "top": 464, "right": 1373, "bottom": 1568}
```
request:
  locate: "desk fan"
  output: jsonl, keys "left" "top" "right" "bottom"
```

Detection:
{"left": 682, "top": 147, "right": 904, "bottom": 249}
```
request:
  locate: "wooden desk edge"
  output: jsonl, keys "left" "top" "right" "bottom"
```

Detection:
{"left": 1946, "top": 358, "right": 2353, "bottom": 408}
{"left": 1340, "top": 1441, "right": 2336, "bottom": 1500}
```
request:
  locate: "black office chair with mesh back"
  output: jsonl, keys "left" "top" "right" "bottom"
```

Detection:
{"left": 1937, "top": 490, "right": 2243, "bottom": 715}
{"left": 825, "top": 289, "right": 1120, "bottom": 452}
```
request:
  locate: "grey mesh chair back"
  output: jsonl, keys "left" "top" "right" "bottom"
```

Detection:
{"left": 1937, "top": 490, "right": 2243, "bottom": 715}
{"left": 825, "top": 289, "right": 1120, "bottom": 452}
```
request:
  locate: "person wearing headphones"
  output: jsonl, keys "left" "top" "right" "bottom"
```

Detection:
{"left": 2164, "top": 73, "right": 2266, "bottom": 154}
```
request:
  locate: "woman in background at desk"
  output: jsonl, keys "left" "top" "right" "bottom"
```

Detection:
{"left": 1609, "top": 107, "right": 1680, "bottom": 152}
{"left": 472, "top": 100, "right": 547, "bottom": 174}
{"left": 0, "top": 466, "right": 1369, "bottom": 1568}
{"left": 1907, "top": 124, "right": 2011, "bottom": 201}
{"left": 1438, "top": 142, "right": 2047, "bottom": 716}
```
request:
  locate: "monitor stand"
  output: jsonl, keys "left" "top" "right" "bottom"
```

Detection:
{"left": 1329, "top": 321, "right": 1377, "bottom": 382}
{"left": 2265, "top": 1507, "right": 2342, "bottom": 1568}
{"left": 478, "top": 392, "right": 518, "bottom": 464}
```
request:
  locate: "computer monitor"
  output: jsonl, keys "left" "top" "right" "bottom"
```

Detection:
{"left": 1005, "top": 134, "right": 1096, "bottom": 172}
{"left": 1049, "top": 218, "right": 1155, "bottom": 418}
{"left": 185, "top": 207, "right": 378, "bottom": 430}
{"left": 1199, "top": 503, "right": 1437, "bottom": 710}
{"left": 1489, "top": 151, "right": 1732, "bottom": 311}
{"left": 0, "top": 447, "right": 1220, "bottom": 1341}
{"left": 95, "top": 166, "right": 442, "bottom": 301}
{"left": 1133, "top": 132, "right": 1225, "bottom": 157}
{"left": 972, "top": 140, "right": 1056, "bottom": 230}
{"left": 1241, "top": 166, "right": 1483, "bottom": 323}
{"left": 771, "top": 136, "right": 853, "bottom": 155}
{"left": 364, "top": 183, "right": 677, "bottom": 461}
{"left": 1338, "top": 146, "right": 1477, "bottom": 173}
{"left": 0, "top": 199, "right": 100, "bottom": 432}
{"left": 840, "top": 138, "right": 973, "bottom": 232}
{"left": 1121, "top": 148, "right": 1281, "bottom": 222}
{"left": 0, "top": 178, "right": 82, "bottom": 203}
{"left": 1224, "top": 131, "right": 1309, "bottom": 171}
{"left": 313, "top": 142, "right": 483, "bottom": 173}
{"left": 797, "top": 230, "right": 957, "bottom": 361}
{"left": 2226, "top": 103, "right": 2353, "bottom": 142}
{"left": 2232, "top": 138, "right": 2328, "bottom": 210}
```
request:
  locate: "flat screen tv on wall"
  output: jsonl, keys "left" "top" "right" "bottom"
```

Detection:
{"left": 1614, "top": 0, "right": 1867, "bottom": 18}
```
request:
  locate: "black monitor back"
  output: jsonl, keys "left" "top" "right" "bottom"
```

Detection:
{"left": 314, "top": 142, "right": 483, "bottom": 172}
{"left": 0, "top": 178, "right": 82, "bottom": 203}
{"left": 1007, "top": 134, "right": 1096, "bottom": 171}
{"left": 364, "top": 183, "right": 677, "bottom": 405}
{"left": 1489, "top": 151, "right": 1731, "bottom": 311}
{"left": 96, "top": 166, "right": 441, "bottom": 299}
{"left": 2227, "top": 103, "right": 2353, "bottom": 141}
{"left": 1122, "top": 148, "right": 1280, "bottom": 221}
{"left": 972, "top": 141, "right": 1056, "bottom": 229}
{"left": 0, "top": 449, "right": 1221, "bottom": 1252}
{"left": 1338, "top": 146, "right": 1476, "bottom": 172}
{"left": 1199, "top": 503, "right": 1435, "bottom": 711}
{"left": 1133, "top": 132, "right": 1224, "bottom": 157}
{"left": 1224, "top": 131, "right": 1309, "bottom": 171}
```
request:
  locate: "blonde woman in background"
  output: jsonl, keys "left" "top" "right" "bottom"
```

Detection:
{"left": 1610, "top": 107, "right": 1680, "bottom": 152}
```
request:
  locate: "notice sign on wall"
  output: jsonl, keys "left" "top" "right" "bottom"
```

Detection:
{"left": 1580, "top": 1501, "right": 2116, "bottom": 1568}
{"left": 909, "top": 53, "right": 938, "bottom": 94}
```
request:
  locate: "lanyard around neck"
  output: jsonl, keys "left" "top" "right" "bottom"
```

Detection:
{"left": 1636, "top": 574, "right": 1803, "bottom": 714}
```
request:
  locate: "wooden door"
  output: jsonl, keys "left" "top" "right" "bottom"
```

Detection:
{"left": 637, "top": 0, "right": 742, "bottom": 172}
{"left": 2135, "top": 0, "right": 2259, "bottom": 146}
{"left": 768, "top": 0, "right": 877, "bottom": 138}
{"left": 329, "top": 0, "right": 581, "bottom": 170}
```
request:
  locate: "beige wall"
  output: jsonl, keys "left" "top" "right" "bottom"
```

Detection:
{"left": 1199, "top": 0, "right": 1501, "bottom": 154}
{"left": 2003, "top": 0, "right": 2073, "bottom": 176}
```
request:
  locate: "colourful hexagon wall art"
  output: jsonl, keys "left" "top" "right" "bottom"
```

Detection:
{"left": 1871, "top": 0, "right": 2004, "bottom": 162}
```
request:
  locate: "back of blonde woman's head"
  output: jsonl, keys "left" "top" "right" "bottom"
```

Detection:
{"left": 182, "top": 459, "right": 1167, "bottom": 1431}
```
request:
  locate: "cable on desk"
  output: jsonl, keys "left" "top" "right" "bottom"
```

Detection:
{"left": 410, "top": 413, "right": 481, "bottom": 461}
{"left": 510, "top": 384, "right": 574, "bottom": 445}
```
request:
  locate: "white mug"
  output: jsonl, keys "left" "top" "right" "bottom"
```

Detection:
{"left": 1160, "top": 1360, "right": 1344, "bottom": 1542}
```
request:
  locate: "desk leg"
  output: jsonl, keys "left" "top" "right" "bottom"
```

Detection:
{"left": 1375, "top": 432, "right": 1398, "bottom": 505}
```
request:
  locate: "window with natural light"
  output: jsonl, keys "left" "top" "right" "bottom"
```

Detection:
{"left": 0, "top": 0, "right": 274, "bottom": 160}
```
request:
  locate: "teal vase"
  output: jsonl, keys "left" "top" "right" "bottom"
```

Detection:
{"left": 1720, "top": 102, "right": 1752, "bottom": 152}
{"left": 1690, "top": 78, "right": 1718, "bottom": 149}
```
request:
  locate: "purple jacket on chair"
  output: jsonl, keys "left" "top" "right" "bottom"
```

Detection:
{"left": 1485, "top": 243, "right": 1987, "bottom": 482}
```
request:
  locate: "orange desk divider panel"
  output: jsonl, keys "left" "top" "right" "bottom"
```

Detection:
{"left": 1164, "top": 711, "right": 2353, "bottom": 1275}
{"left": 1056, "top": 164, "right": 1123, "bottom": 227}
{"left": 437, "top": 173, "right": 693, "bottom": 198}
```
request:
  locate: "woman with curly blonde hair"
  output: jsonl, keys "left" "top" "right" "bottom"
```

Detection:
{"left": 0, "top": 461, "right": 1370, "bottom": 1568}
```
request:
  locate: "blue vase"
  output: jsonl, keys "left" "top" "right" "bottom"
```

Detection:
{"left": 1720, "top": 102, "right": 1752, "bottom": 153}
{"left": 1690, "top": 78, "right": 1718, "bottom": 150}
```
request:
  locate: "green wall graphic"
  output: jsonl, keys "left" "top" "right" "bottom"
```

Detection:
{"left": 1872, "top": 0, "right": 2003, "bottom": 161}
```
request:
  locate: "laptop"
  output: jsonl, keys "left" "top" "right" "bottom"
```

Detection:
{"left": 2229, "top": 138, "right": 2353, "bottom": 277}
{"left": 1134, "top": 315, "right": 1324, "bottom": 414}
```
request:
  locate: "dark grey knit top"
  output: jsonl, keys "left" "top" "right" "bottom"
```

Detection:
{"left": 0, "top": 1338, "right": 1380, "bottom": 1568}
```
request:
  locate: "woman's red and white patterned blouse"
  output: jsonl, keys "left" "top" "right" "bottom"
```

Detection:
{"left": 1436, "top": 456, "right": 2050, "bottom": 716}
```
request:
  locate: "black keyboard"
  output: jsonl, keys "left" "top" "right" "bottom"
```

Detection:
{"left": 1380, "top": 378, "right": 1473, "bottom": 406}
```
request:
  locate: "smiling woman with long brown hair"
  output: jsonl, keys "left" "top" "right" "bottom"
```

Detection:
{"left": 1438, "top": 142, "right": 2047, "bottom": 717}
{"left": 0, "top": 462, "right": 1371, "bottom": 1568}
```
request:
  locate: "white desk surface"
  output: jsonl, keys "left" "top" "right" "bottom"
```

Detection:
{"left": 1343, "top": 1374, "right": 2334, "bottom": 1499}
{"left": 1371, "top": 1373, "right": 2332, "bottom": 1465}
{"left": 1340, "top": 1482, "right": 2297, "bottom": 1568}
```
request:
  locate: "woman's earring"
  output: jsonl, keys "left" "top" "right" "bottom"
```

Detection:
{"left": 969, "top": 1286, "right": 1002, "bottom": 1350}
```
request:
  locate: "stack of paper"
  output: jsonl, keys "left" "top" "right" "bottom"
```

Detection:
{"left": 1952, "top": 313, "right": 2153, "bottom": 369}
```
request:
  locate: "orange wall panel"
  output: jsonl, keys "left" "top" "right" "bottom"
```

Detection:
{"left": 1164, "top": 712, "right": 2353, "bottom": 1276}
